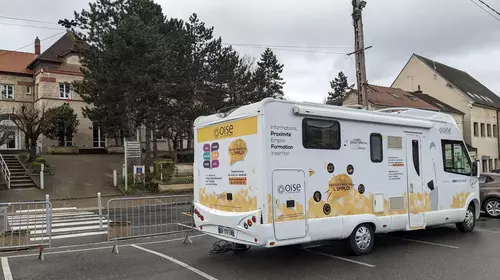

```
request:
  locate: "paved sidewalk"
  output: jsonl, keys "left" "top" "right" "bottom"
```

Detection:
{"left": 0, "top": 154, "right": 123, "bottom": 203}
{"left": 0, "top": 154, "right": 195, "bottom": 209}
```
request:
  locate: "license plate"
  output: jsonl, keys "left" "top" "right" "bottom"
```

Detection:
{"left": 218, "top": 226, "right": 235, "bottom": 237}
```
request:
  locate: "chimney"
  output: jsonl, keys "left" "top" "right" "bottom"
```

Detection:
{"left": 414, "top": 84, "right": 423, "bottom": 94}
{"left": 34, "top": 37, "right": 40, "bottom": 56}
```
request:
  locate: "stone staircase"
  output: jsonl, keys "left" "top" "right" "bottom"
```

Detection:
{"left": 2, "top": 155, "right": 36, "bottom": 188}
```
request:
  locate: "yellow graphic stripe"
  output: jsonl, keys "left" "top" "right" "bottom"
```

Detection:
{"left": 197, "top": 117, "right": 258, "bottom": 142}
{"left": 199, "top": 188, "right": 257, "bottom": 212}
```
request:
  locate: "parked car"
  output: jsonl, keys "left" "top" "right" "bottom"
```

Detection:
{"left": 479, "top": 173, "right": 500, "bottom": 218}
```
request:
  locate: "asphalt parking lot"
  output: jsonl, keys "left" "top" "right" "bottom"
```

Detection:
{"left": 1, "top": 216, "right": 499, "bottom": 280}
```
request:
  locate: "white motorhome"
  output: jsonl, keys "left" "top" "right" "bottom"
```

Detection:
{"left": 193, "top": 98, "right": 480, "bottom": 255}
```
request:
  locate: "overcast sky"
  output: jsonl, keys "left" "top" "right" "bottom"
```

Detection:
{"left": 1, "top": 0, "right": 500, "bottom": 103}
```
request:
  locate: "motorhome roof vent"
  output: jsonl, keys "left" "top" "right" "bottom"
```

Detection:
{"left": 216, "top": 106, "right": 239, "bottom": 118}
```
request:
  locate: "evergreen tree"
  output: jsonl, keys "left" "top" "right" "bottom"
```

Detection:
{"left": 44, "top": 104, "right": 80, "bottom": 147}
{"left": 326, "top": 71, "right": 353, "bottom": 105}
{"left": 74, "top": 0, "right": 171, "bottom": 139}
{"left": 251, "top": 48, "right": 285, "bottom": 102}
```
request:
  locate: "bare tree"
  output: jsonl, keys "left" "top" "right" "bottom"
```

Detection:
{"left": 11, "top": 104, "right": 51, "bottom": 161}
{"left": 0, "top": 118, "right": 17, "bottom": 149}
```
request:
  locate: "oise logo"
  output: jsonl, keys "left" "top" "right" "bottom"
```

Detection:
{"left": 277, "top": 183, "right": 302, "bottom": 194}
{"left": 202, "top": 142, "right": 220, "bottom": 169}
{"left": 213, "top": 124, "right": 234, "bottom": 139}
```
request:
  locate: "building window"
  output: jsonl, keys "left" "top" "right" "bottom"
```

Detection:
{"left": 302, "top": 118, "right": 341, "bottom": 150}
{"left": 370, "top": 133, "right": 383, "bottom": 163}
{"left": 442, "top": 140, "right": 471, "bottom": 175}
{"left": 489, "top": 159, "right": 494, "bottom": 171}
{"left": 481, "top": 123, "right": 485, "bottom": 137}
{"left": 59, "top": 83, "right": 71, "bottom": 99}
{"left": 0, "top": 84, "right": 14, "bottom": 99}
{"left": 494, "top": 125, "right": 498, "bottom": 137}
{"left": 487, "top": 124, "right": 492, "bottom": 137}
{"left": 26, "top": 86, "right": 31, "bottom": 95}
{"left": 473, "top": 122, "right": 478, "bottom": 137}
{"left": 483, "top": 159, "right": 488, "bottom": 173}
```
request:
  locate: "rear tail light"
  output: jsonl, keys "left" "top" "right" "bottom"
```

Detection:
{"left": 194, "top": 209, "right": 199, "bottom": 215}
{"left": 200, "top": 216, "right": 204, "bottom": 221}
{"left": 252, "top": 216, "right": 257, "bottom": 223}
{"left": 199, "top": 226, "right": 203, "bottom": 230}
{"left": 254, "top": 238, "right": 258, "bottom": 243}
{"left": 247, "top": 219, "right": 253, "bottom": 227}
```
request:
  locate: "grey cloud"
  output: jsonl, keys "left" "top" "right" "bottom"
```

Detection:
{"left": 1, "top": 0, "right": 499, "bottom": 103}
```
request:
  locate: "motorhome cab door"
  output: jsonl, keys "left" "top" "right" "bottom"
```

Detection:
{"left": 406, "top": 134, "right": 425, "bottom": 229}
{"left": 272, "top": 169, "right": 307, "bottom": 240}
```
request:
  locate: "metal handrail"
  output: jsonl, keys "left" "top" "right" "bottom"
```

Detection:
{"left": 0, "top": 154, "right": 11, "bottom": 189}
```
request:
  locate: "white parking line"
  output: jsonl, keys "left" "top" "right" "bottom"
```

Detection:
{"left": 475, "top": 228, "right": 500, "bottom": 234}
{"left": 16, "top": 207, "right": 77, "bottom": 213}
{"left": 30, "top": 231, "right": 107, "bottom": 241}
{"left": 11, "top": 219, "right": 109, "bottom": 230}
{"left": 131, "top": 245, "right": 218, "bottom": 280}
{"left": 394, "top": 237, "right": 459, "bottom": 249}
{"left": 5, "top": 234, "right": 207, "bottom": 259}
{"left": 303, "top": 249, "right": 376, "bottom": 268}
{"left": 30, "top": 225, "right": 108, "bottom": 235}
{"left": 1, "top": 257, "right": 13, "bottom": 280}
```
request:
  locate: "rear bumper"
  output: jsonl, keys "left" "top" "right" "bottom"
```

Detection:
{"left": 193, "top": 202, "right": 273, "bottom": 246}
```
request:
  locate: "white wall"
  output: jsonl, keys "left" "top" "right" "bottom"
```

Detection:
{"left": 392, "top": 55, "right": 499, "bottom": 171}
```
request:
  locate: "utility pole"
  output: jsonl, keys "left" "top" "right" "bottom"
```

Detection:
{"left": 352, "top": 0, "right": 369, "bottom": 109}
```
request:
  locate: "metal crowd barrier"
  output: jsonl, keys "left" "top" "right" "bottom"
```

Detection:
{"left": 106, "top": 195, "right": 194, "bottom": 253}
{"left": 0, "top": 201, "right": 52, "bottom": 257}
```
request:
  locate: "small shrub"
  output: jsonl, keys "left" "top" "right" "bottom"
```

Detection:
{"left": 34, "top": 156, "right": 47, "bottom": 164}
{"left": 177, "top": 151, "right": 194, "bottom": 163}
{"left": 154, "top": 160, "right": 175, "bottom": 182}
{"left": 32, "top": 156, "right": 49, "bottom": 172}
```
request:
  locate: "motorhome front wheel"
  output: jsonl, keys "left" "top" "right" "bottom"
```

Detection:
{"left": 456, "top": 204, "right": 476, "bottom": 233}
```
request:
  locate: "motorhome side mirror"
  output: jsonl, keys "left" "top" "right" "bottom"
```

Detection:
{"left": 472, "top": 160, "right": 479, "bottom": 177}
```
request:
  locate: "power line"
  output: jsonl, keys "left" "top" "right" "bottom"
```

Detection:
{"left": 0, "top": 22, "right": 65, "bottom": 31}
{"left": 477, "top": 0, "right": 500, "bottom": 17}
{"left": 469, "top": 0, "right": 500, "bottom": 22}
{"left": 226, "top": 43, "right": 351, "bottom": 49}
{"left": 0, "top": 15, "right": 60, "bottom": 25}
{"left": 224, "top": 43, "right": 348, "bottom": 55}
{"left": 0, "top": 31, "right": 65, "bottom": 58}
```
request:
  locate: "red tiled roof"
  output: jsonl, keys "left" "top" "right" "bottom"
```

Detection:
{"left": 366, "top": 85, "right": 437, "bottom": 110}
{"left": 0, "top": 50, "right": 35, "bottom": 75}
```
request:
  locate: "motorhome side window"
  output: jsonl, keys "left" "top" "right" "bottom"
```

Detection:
{"left": 302, "top": 118, "right": 340, "bottom": 150}
{"left": 412, "top": 140, "right": 420, "bottom": 176}
{"left": 441, "top": 140, "right": 471, "bottom": 175}
{"left": 370, "top": 133, "right": 383, "bottom": 163}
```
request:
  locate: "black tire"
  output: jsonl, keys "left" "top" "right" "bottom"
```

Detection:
{"left": 456, "top": 204, "right": 476, "bottom": 232}
{"left": 348, "top": 224, "right": 374, "bottom": 256}
{"left": 483, "top": 198, "right": 500, "bottom": 218}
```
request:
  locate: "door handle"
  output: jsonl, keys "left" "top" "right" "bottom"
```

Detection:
{"left": 410, "top": 184, "right": 414, "bottom": 193}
